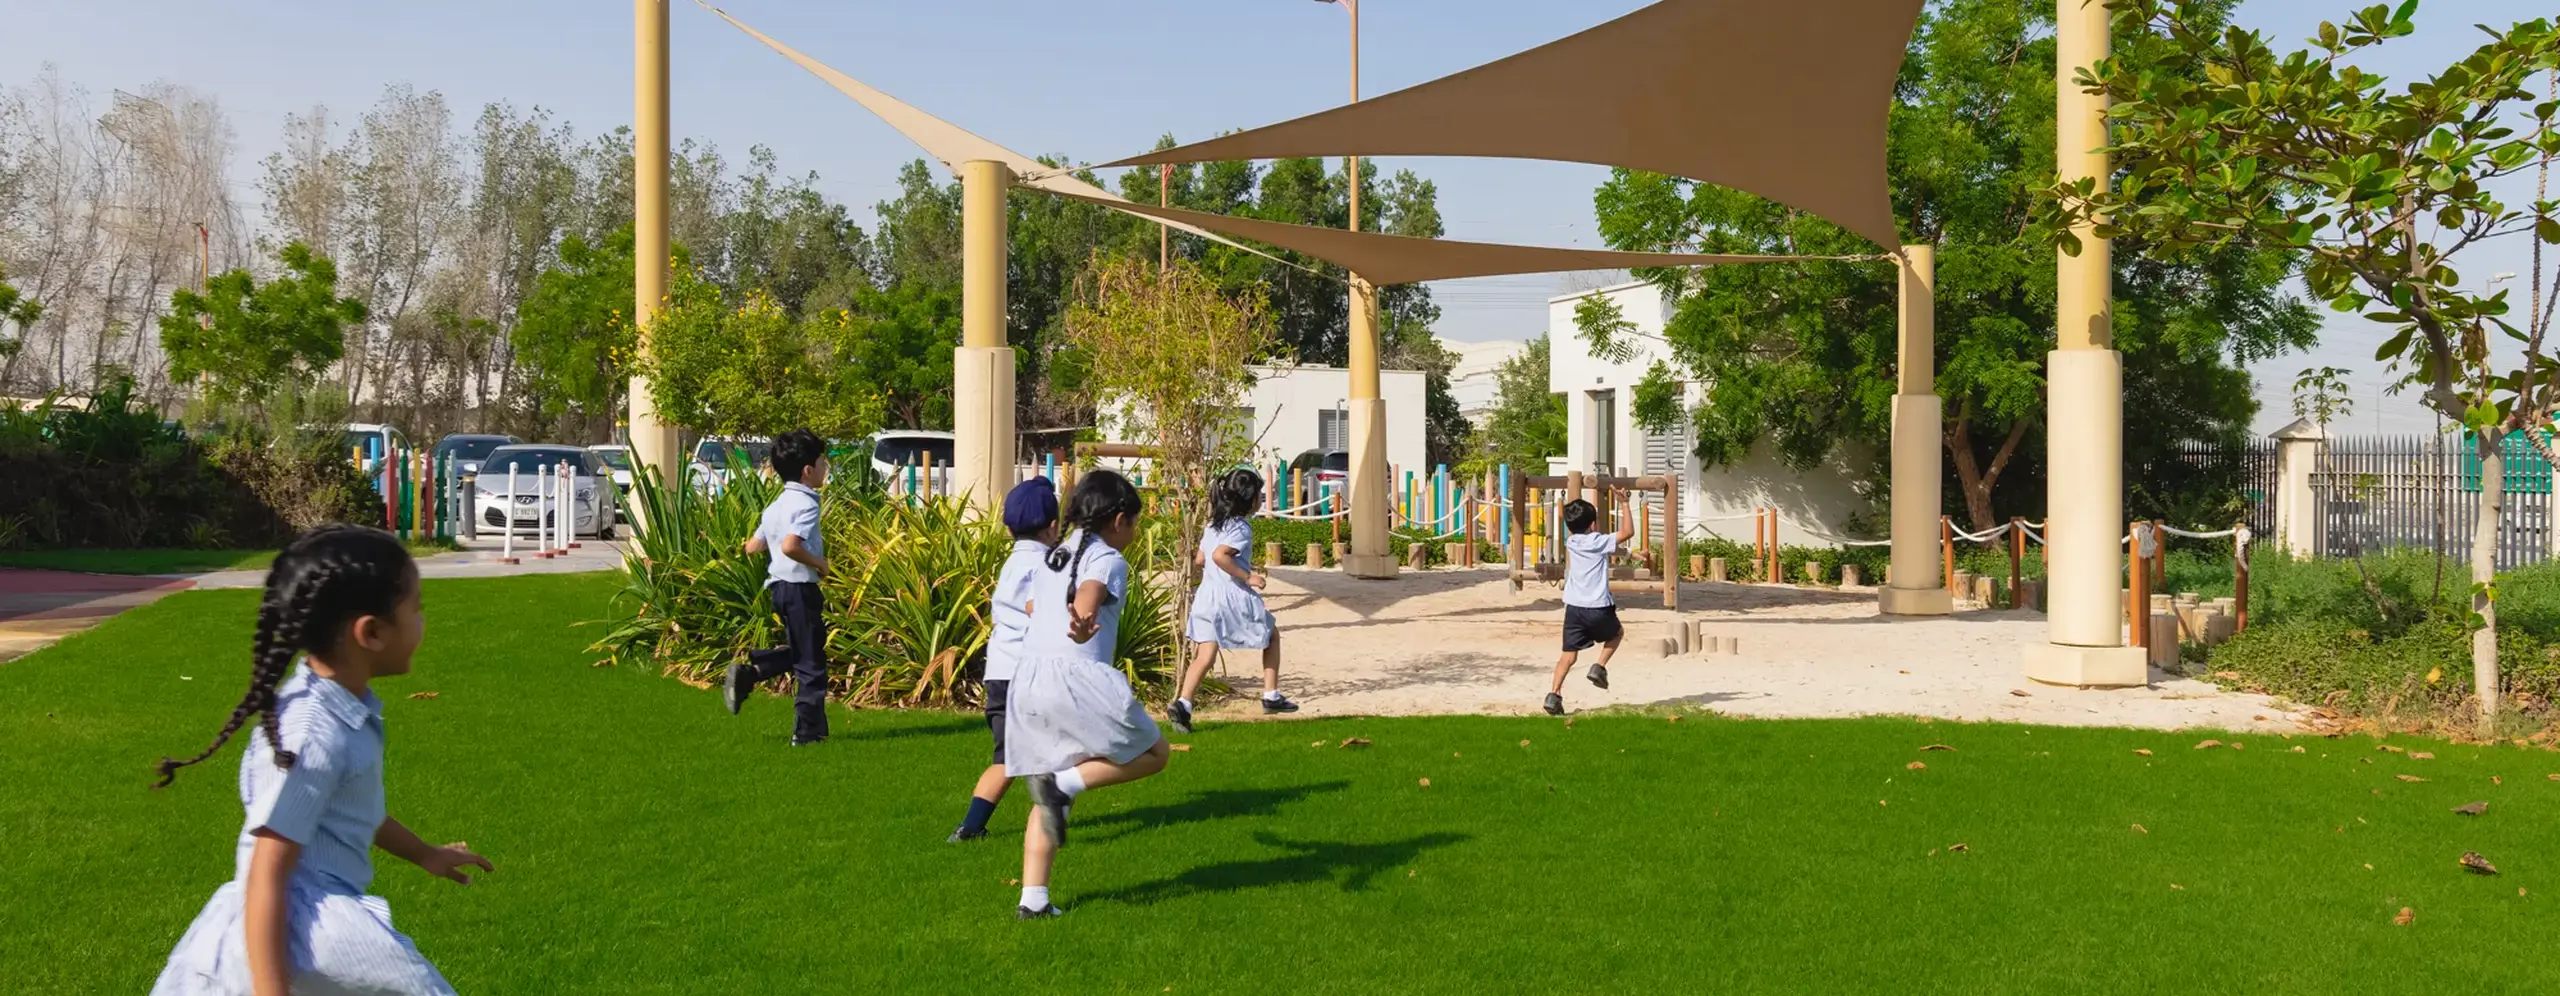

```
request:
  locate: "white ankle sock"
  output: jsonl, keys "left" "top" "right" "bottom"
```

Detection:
{"left": 1054, "top": 767, "right": 1087, "bottom": 798}
{"left": 1020, "top": 885, "right": 1049, "bottom": 910}
{"left": 1176, "top": 697, "right": 1193, "bottom": 711}
{"left": 1263, "top": 689, "right": 1285, "bottom": 701}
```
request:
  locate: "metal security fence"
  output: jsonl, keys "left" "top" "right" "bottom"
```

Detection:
{"left": 2172, "top": 439, "right": 2280, "bottom": 539}
{"left": 2314, "top": 434, "right": 2553, "bottom": 570}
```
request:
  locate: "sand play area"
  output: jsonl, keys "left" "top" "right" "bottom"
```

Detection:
{"left": 1198, "top": 566, "right": 2307, "bottom": 734}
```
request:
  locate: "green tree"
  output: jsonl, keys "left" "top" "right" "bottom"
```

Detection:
{"left": 159, "top": 242, "right": 367, "bottom": 411}
{"left": 830, "top": 282, "right": 960, "bottom": 430}
{"left": 1467, "top": 333, "right": 1569, "bottom": 477}
{"left": 511, "top": 225, "right": 704, "bottom": 433}
{"left": 641, "top": 277, "right": 882, "bottom": 441}
{"left": 0, "top": 260, "right": 41, "bottom": 360}
{"left": 1589, "top": 0, "right": 2318, "bottom": 530}
{"left": 2292, "top": 366, "right": 2356, "bottom": 432}
{"left": 2040, "top": 1, "right": 2559, "bottom": 734}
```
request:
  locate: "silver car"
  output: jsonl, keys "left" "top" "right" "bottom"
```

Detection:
{"left": 472, "top": 445, "right": 617, "bottom": 540}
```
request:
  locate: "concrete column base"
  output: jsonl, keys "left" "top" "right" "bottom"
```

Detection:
{"left": 1343, "top": 552, "right": 1400, "bottom": 579}
{"left": 1878, "top": 586, "right": 1952, "bottom": 616}
{"left": 2022, "top": 643, "right": 2148, "bottom": 688}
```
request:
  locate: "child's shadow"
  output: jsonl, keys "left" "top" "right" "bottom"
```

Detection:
{"left": 1081, "top": 831, "right": 1470, "bottom": 907}
{"left": 1077, "top": 781, "right": 1352, "bottom": 842}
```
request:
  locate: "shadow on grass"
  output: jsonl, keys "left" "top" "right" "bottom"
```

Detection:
{"left": 1082, "top": 831, "right": 1471, "bottom": 907}
{"left": 1077, "top": 781, "right": 1352, "bottom": 841}
{"left": 822, "top": 715, "right": 985, "bottom": 743}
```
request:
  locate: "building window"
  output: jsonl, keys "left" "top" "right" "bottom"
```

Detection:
{"left": 1590, "top": 390, "right": 1616, "bottom": 473}
{"left": 1317, "top": 408, "right": 1347, "bottom": 451}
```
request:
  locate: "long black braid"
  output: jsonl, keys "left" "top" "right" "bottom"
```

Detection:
{"left": 1046, "top": 469, "right": 1143, "bottom": 590}
{"left": 154, "top": 525, "right": 416, "bottom": 788}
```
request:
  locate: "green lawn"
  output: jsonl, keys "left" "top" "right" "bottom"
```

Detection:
{"left": 4, "top": 572, "right": 2553, "bottom": 994}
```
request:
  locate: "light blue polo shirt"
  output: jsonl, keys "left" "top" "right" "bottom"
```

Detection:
{"left": 233, "top": 664, "right": 387, "bottom": 894}
{"left": 759, "top": 482, "right": 824, "bottom": 586}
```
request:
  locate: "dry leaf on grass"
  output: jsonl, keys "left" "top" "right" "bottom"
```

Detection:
{"left": 2549, "top": 773, "right": 2560, "bottom": 781}
{"left": 1006, "top": 878, "right": 1021, "bottom": 886}
{"left": 1417, "top": 777, "right": 1432, "bottom": 788}
{"left": 2378, "top": 744, "right": 2406, "bottom": 753}
{"left": 2462, "top": 851, "right": 2499, "bottom": 875}
{"left": 1907, "top": 761, "right": 1927, "bottom": 771}
{"left": 1452, "top": 751, "right": 1462, "bottom": 758}
{"left": 1668, "top": 714, "right": 1683, "bottom": 723}
{"left": 2397, "top": 774, "right": 2427, "bottom": 783}
{"left": 1878, "top": 799, "right": 1889, "bottom": 807}
{"left": 2170, "top": 884, "right": 2185, "bottom": 891}
{"left": 1563, "top": 719, "right": 1576, "bottom": 728}
{"left": 407, "top": 691, "right": 439, "bottom": 700}
{"left": 2410, "top": 751, "right": 2435, "bottom": 760}
{"left": 2009, "top": 689, "right": 2032, "bottom": 698}
{"left": 1311, "top": 740, "right": 1327, "bottom": 748}
{"left": 2231, "top": 742, "right": 2246, "bottom": 750}
{"left": 2491, "top": 776, "right": 2501, "bottom": 785}
{"left": 2291, "top": 746, "right": 2307, "bottom": 753}
{"left": 2453, "top": 801, "right": 2488, "bottom": 816}
{"left": 2394, "top": 907, "right": 2415, "bottom": 925}
{"left": 2134, "top": 749, "right": 2155, "bottom": 757}
{"left": 1170, "top": 743, "right": 1193, "bottom": 752}
{"left": 1518, "top": 739, "right": 1531, "bottom": 747}
{"left": 1338, "top": 738, "right": 1370, "bottom": 749}
{"left": 677, "top": 678, "right": 712, "bottom": 690}
{"left": 2194, "top": 740, "right": 2223, "bottom": 750}
{"left": 2131, "top": 824, "right": 2148, "bottom": 834}
{"left": 1947, "top": 842, "right": 1968, "bottom": 852}
{"left": 1922, "top": 744, "right": 1955, "bottom": 752}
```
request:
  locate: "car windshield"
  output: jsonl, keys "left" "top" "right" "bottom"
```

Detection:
{"left": 480, "top": 448, "right": 591, "bottom": 478}
{"left": 437, "top": 436, "right": 514, "bottom": 462}
{"left": 1322, "top": 452, "right": 1349, "bottom": 473}
{"left": 872, "top": 436, "right": 954, "bottom": 467}
{"left": 591, "top": 449, "right": 632, "bottom": 470}
{"left": 695, "top": 439, "right": 770, "bottom": 470}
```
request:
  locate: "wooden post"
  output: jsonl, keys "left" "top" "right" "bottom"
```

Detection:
{"left": 1764, "top": 507, "right": 1780, "bottom": 584}
{"left": 1661, "top": 476, "right": 1679, "bottom": 608}
{"left": 2233, "top": 527, "right": 2250, "bottom": 632}
{"left": 1940, "top": 515, "right": 1955, "bottom": 596}
{"left": 2151, "top": 519, "right": 2167, "bottom": 588}
{"left": 2008, "top": 516, "right": 2024, "bottom": 610}
{"left": 2128, "top": 522, "right": 2152, "bottom": 650}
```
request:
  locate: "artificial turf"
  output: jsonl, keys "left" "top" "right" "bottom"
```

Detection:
{"left": 3, "top": 572, "right": 2554, "bottom": 994}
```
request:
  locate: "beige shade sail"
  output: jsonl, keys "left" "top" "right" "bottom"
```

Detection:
{"left": 1098, "top": 0, "right": 1923, "bottom": 251}
{"left": 1040, "top": 187, "right": 1831, "bottom": 286}
{"left": 694, "top": 1, "right": 1299, "bottom": 268}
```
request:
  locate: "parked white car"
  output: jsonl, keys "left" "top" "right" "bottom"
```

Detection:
{"left": 588, "top": 445, "right": 634, "bottom": 523}
{"left": 689, "top": 436, "right": 770, "bottom": 495}
{"left": 866, "top": 430, "right": 954, "bottom": 491}
{"left": 339, "top": 423, "right": 411, "bottom": 477}
{"left": 472, "top": 444, "right": 617, "bottom": 540}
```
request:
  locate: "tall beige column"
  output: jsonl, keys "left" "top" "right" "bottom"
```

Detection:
{"left": 626, "top": 0, "right": 681, "bottom": 492}
{"left": 954, "top": 159, "right": 1016, "bottom": 516}
{"left": 1342, "top": 274, "right": 1398, "bottom": 577}
{"left": 2024, "top": 0, "right": 2146, "bottom": 686}
{"left": 1880, "top": 245, "right": 1950, "bottom": 615}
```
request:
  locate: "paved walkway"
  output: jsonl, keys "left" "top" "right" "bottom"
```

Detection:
{"left": 186, "top": 536, "right": 630, "bottom": 590}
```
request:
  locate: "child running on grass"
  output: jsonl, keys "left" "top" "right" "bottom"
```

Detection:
{"left": 947, "top": 477, "right": 1062, "bottom": 843}
{"left": 1546, "top": 498, "right": 1635, "bottom": 716}
{"left": 152, "top": 525, "right": 491, "bottom": 996}
{"left": 724, "top": 429, "right": 832, "bottom": 746}
{"left": 1006, "top": 469, "right": 1171, "bottom": 918}
{"left": 1169, "top": 468, "right": 1296, "bottom": 732}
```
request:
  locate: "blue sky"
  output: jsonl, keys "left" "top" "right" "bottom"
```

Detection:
{"left": 5, "top": 0, "right": 2552, "bottom": 434}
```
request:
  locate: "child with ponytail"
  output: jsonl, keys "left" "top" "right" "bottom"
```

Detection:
{"left": 152, "top": 525, "right": 489, "bottom": 996}
{"left": 1169, "top": 467, "right": 1295, "bottom": 732}
{"left": 1004, "top": 469, "right": 1170, "bottom": 918}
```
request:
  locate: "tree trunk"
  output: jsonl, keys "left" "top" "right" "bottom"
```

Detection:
{"left": 1946, "top": 417, "right": 2030, "bottom": 532}
{"left": 2470, "top": 429, "right": 2503, "bottom": 738}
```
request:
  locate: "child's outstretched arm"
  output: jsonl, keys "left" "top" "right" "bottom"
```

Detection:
{"left": 1066, "top": 579, "right": 1109, "bottom": 643}
{"left": 376, "top": 816, "right": 493, "bottom": 885}
{"left": 1613, "top": 514, "right": 1637, "bottom": 546}
{"left": 244, "top": 830, "right": 300, "bottom": 996}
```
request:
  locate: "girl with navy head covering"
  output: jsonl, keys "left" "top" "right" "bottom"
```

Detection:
{"left": 946, "top": 477, "right": 1061, "bottom": 843}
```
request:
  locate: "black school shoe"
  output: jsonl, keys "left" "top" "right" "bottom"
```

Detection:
{"left": 1543, "top": 692, "right": 1565, "bottom": 716}
{"left": 946, "top": 827, "right": 987, "bottom": 843}
{"left": 1168, "top": 699, "right": 1194, "bottom": 734}
{"left": 723, "top": 659, "right": 754, "bottom": 714}
{"left": 789, "top": 735, "right": 828, "bottom": 747}
{"left": 1587, "top": 664, "right": 1610, "bottom": 690}
{"left": 1017, "top": 905, "right": 1066, "bottom": 919}
{"left": 1025, "top": 773, "right": 1072, "bottom": 847}
{"left": 1261, "top": 694, "right": 1300, "bottom": 715}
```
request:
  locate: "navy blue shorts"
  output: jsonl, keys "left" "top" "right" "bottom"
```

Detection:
{"left": 984, "top": 679, "right": 1009, "bottom": 765}
{"left": 1562, "top": 604, "right": 1623, "bottom": 652}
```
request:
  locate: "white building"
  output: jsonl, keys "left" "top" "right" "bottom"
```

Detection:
{"left": 1097, "top": 363, "right": 1428, "bottom": 474}
{"left": 1439, "top": 337, "right": 1527, "bottom": 423}
{"left": 1548, "top": 281, "right": 1872, "bottom": 547}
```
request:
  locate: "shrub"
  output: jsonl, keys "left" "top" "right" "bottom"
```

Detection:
{"left": 2208, "top": 619, "right": 2560, "bottom": 729}
{"left": 596, "top": 465, "right": 1185, "bottom": 709}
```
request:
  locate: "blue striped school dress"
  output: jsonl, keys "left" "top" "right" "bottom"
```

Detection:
{"left": 153, "top": 665, "right": 454, "bottom": 995}
{"left": 1004, "top": 537, "right": 1162, "bottom": 775}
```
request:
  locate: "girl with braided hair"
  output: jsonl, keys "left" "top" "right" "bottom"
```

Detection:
{"left": 152, "top": 525, "right": 489, "bottom": 996}
{"left": 1004, "top": 469, "right": 1170, "bottom": 918}
{"left": 1168, "top": 467, "right": 1296, "bottom": 732}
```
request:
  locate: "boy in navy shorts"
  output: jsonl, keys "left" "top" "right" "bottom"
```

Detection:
{"left": 1546, "top": 498, "right": 1634, "bottom": 716}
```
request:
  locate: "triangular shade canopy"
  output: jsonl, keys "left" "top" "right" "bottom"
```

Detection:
{"left": 1040, "top": 188, "right": 1822, "bottom": 286}
{"left": 1101, "top": 0, "right": 1923, "bottom": 251}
